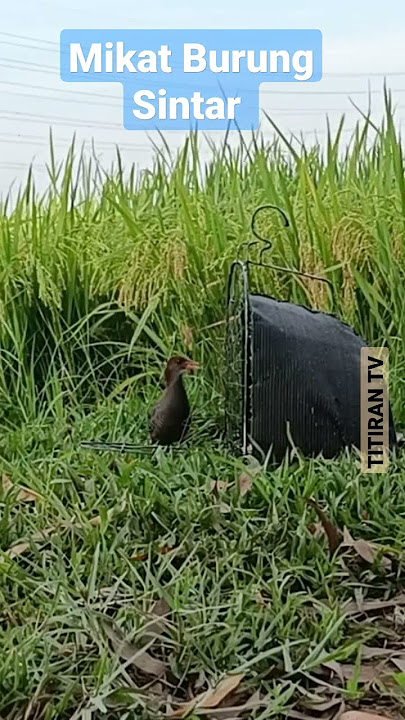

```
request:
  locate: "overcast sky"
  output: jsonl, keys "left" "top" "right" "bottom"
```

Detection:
{"left": 1, "top": 0, "right": 405, "bottom": 195}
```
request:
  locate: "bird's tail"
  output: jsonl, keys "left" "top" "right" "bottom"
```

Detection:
{"left": 80, "top": 440, "right": 155, "bottom": 453}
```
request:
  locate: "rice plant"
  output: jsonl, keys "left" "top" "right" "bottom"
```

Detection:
{"left": 0, "top": 91, "right": 404, "bottom": 719}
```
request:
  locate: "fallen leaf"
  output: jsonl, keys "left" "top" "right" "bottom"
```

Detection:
{"left": 391, "top": 656, "right": 405, "bottom": 673}
{"left": 210, "top": 480, "right": 229, "bottom": 494}
{"left": 150, "top": 598, "right": 170, "bottom": 618}
{"left": 238, "top": 473, "right": 252, "bottom": 497}
{"left": 305, "top": 498, "right": 342, "bottom": 555}
{"left": 89, "top": 516, "right": 102, "bottom": 527}
{"left": 131, "top": 546, "right": 175, "bottom": 561}
{"left": 342, "top": 529, "right": 392, "bottom": 570}
{"left": 288, "top": 714, "right": 335, "bottom": 720}
{"left": 344, "top": 594, "right": 405, "bottom": 616}
{"left": 200, "top": 690, "right": 263, "bottom": 719}
{"left": 322, "top": 659, "right": 344, "bottom": 682}
{"left": 341, "top": 663, "right": 388, "bottom": 683}
{"left": 340, "top": 713, "right": 393, "bottom": 720}
{"left": 200, "top": 674, "right": 244, "bottom": 709}
{"left": 362, "top": 647, "right": 403, "bottom": 660}
{"left": 254, "top": 591, "right": 267, "bottom": 607}
{"left": 2, "top": 473, "right": 42, "bottom": 503}
{"left": 1, "top": 526, "right": 58, "bottom": 560}
{"left": 301, "top": 695, "right": 342, "bottom": 712}
{"left": 289, "top": 699, "right": 345, "bottom": 720}
{"left": 103, "top": 621, "right": 166, "bottom": 678}
{"left": 194, "top": 669, "right": 208, "bottom": 692}
{"left": 168, "top": 673, "right": 244, "bottom": 718}
{"left": 143, "top": 599, "right": 171, "bottom": 637}
{"left": 4, "top": 541, "right": 32, "bottom": 559}
{"left": 0, "top": 513, "right": 109, "bottom": 563}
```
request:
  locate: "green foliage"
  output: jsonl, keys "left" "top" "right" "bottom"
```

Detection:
{"left": 0, "top": 96, "right": 404, "bottom": 717}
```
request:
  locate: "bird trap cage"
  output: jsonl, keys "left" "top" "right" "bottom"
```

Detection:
{"left": 224, "top": 205, "right": 396, "bottom": 462}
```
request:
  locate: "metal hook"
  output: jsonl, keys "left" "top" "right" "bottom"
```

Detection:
{"left": 237, "top": 204, "right": 290, "bottom": 262}
{"left": 251, "top": 204, "right": 290, "bottom": 263}
{"left": 234, "top": 203, "right": 335, "bottom": 307}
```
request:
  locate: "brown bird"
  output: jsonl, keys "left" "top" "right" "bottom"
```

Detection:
{"left": 149, "top": 355, "right": 199, "bottom": 445}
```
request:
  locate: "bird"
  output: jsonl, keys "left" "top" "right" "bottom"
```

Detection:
{"left": 149, "top": 355, "right": 199, "bottom": 445}
{"left": 80, "top": 355, "right": 199, "bottom": 453}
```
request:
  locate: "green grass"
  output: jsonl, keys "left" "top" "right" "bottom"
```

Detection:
{"left": 1, "top": 93, "right": 405, "bottom": 718}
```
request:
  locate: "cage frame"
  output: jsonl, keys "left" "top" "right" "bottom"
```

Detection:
{"left": 224, "top": 204, "right": 334, "bottom": 457}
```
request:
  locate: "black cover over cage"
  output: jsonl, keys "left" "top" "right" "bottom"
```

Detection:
{"left": 224, "top": 206, "right": 397, "bottom": 462}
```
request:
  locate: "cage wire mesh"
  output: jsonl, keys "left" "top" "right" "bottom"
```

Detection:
{"left": 224, "top": 260, "right": 250, "bottom": 455}
{"left": 224, "top": 204, "right": 397, "bottom": 462}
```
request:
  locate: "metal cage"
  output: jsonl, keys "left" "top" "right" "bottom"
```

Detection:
{"left": 223, "top": 204, "right": 397, "bottom": 461}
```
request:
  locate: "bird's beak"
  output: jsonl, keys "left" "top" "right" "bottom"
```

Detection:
{"left": 184, "top": 359, "right": 199, "bottom": 374}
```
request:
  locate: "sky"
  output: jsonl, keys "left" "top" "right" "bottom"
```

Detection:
{"left": 1, "top": 0, "right": 405, "bottom": 195}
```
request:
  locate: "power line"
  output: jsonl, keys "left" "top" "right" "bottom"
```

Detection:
{"left": 0, "top": 162, "right": 47, "bottom": 172}
{"left": 0, "top": 132, "right": 155, "bottom": 150}
{"left": 2, "top": 78, "right": 405, "bottom": 101}
{"left": 3, "top": 51, "right": 405, "bottom": 81}
{"left": 1, "top": 92, "right": 368, "bottom": 113}
{"left": 0, "top": 109, "right": 122, "bottom": 129}
{"left": 0, "top": 79, "right": 119, "bottom": 100}
{"left": 0, "top": 59, "right": 56, "bottom": 74}
{"left": 0, "top": 103, "right": 395, "bottom": 134}
{"left": 0, "top": 39, "right": 61, "bottom": 53}
{"left": 0, "top": 127, "right": 361, "bottom": 152}
{"left": 0, "top": 31, "right": 58, "bottom": 46}
{"left": 2, "top": 88, "right": 118, "bottom": 108}
{"left": 0, "top": 127, "right": 359, "bottom": 169}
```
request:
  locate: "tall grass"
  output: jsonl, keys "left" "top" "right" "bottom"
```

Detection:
{"left": 0, "top": 93, "right": 404, "bottom": 426}
{"left": 1, "top": 95, "right": 405, "bottom": 719}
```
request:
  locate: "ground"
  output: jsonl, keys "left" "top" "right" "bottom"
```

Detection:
{"left": 1, "top": 390, "right": 405, "bottom": 719}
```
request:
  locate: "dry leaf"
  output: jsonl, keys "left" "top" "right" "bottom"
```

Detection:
{"left": 131, "top": 545, "right": 175, "bottom": 561}
{"left": 342, "top": 529, "right": 392, "bottom": 570}
{"left": 150, "top": 598, "right": 170, "bottom": 618}
{"left": 390, "top": 656, "right": 405, "bottom": 673}
{"left": 194, "top": 669, "right": 208, "bottom": 692}
{"left": 2, "top": 473, "right": 42, "bottom": 503}
{"left": 199, "top": 674, "right": 244, "bottom": 709}
{"left": 288, "top": 709, "right": 343, "bottom": 720}
{"left": 340, "top": 662, "right": 388, "bottom": 683}
{"left": 2, "top": 526, "right": 58, "bottom": 561}
{"left": 143, "top": 599, "right": 171, "bottom": 637}
{"left": 301, "top": 696, "right": 342, "bottom": 712}
{"left": 362, "top": 647, "right": 403, "bottom": 660}
{"left": 238, "top": 473, "right": 252, "bottom": 497}
{"left": 168, "top": 673, "right": 244, "bottom": 718}
{"left": 340, "top": 712, "right": 393, "bottom": 720}
{"left": 305, "top": 498, "right": 342, "bottom": 555}
{"left": 4, "top": 541, "right": 32, "bottom": 560}
{"left": 254, "top": 591, "right": 267, "bottom": 607}
{"left": 344, "top": 593, "right": 405, "bottom": 616}
{"left": 322, "top": 659, "right": 344, "bottom": 682}
{"left": 1, "top": 513, "right": 107, "bottom": 563}
{"left": 103, "top": 621, "right": 166, "bottom": 677}
{"left": 307, "top": 521, "right": 325, "bottom": 537}
{"left": 210, "top": 480, "right": 229, "bottom": 493}
{"left": 200, "top": 690, "right": 263, "bottom": 719}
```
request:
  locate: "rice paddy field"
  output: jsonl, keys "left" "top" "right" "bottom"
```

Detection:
{"left": 1, "top": 95, "right": 405, "bottom": 719}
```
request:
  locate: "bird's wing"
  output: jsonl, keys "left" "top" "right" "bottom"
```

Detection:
{"left": 149, "top": 385, "right": 190, "bottom": 443}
